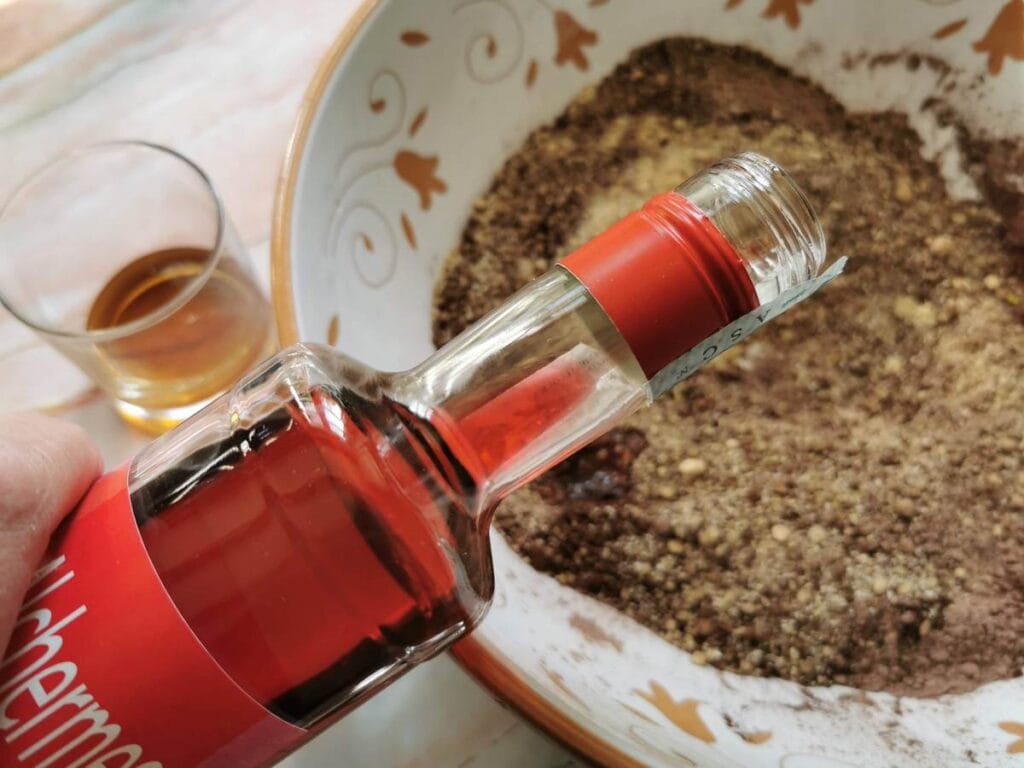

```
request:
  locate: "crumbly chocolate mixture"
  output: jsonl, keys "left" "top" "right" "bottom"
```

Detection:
{"left": 433, "top": 39, "right": 1024, "bottom": 697}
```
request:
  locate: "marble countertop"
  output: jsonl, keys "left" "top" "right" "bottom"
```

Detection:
{"left": 0, "top": 2, "right": 582, "bottom": 765}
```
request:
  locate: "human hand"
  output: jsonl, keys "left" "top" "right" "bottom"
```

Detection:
{"left": 0, "top": 413, "right": 101, "bottom": 654}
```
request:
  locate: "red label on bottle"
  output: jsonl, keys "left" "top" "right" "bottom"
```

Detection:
{"left": 0, "top": 465, "right": 305, "bottom": 768}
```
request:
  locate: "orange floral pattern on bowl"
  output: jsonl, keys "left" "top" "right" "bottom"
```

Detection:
{"left": 726, "top": 0, "right": 1024, "bottom": 77}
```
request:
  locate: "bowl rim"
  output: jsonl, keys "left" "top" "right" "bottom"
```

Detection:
{"left": 269, "top": 2, "right": 638, "bottom": 765}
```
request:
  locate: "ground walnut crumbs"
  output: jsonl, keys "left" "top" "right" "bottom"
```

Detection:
{"left": 433, "top": 38, "right": 1024, "bottom": 697}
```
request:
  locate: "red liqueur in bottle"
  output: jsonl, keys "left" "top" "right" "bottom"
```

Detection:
{"left": 1, "top": 154, "right": 837, "bottom": 768}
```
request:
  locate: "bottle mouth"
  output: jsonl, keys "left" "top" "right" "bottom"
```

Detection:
{"left": 675, "top": 152, "right": 827, "bottom": 304}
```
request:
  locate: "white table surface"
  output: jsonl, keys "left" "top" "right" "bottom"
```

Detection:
{"left": 0, "top": 2, "right": 584, "bottom": 765}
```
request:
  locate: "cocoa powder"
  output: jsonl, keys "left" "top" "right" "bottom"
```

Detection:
{"left": 433, "top": 38, "right": 1024, "bottom": 696}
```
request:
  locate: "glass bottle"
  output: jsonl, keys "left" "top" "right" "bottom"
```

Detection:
{"left": 2, "top": 153, "right": 830, "bottom": 768}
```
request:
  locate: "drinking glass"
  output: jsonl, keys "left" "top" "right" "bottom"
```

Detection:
{"left": 0, "top": 141, "right": 274, "bottom": 432}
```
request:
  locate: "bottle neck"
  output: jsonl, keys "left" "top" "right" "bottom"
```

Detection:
{"left": 393, "top": 268, "right": 649, "bottom": 514}
{"left": 389, "top": 151, "right": 829, "bottom": 520}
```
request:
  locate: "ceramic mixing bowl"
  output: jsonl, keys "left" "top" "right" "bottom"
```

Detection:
{"left": 272, "top": 1, "right": 1023, "bottom": 764}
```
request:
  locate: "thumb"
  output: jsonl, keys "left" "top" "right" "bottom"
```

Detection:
{"left": 0, "top": 413, "right": 101, "bottom": 651}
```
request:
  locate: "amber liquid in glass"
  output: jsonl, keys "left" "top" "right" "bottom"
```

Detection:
{"left": 86, "top": 247, "right": 272, "bottom": 417}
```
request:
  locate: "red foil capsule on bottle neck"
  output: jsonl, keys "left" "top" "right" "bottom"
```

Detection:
{"left": 560, "top": 192, "right": 760, "bottom": 380}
